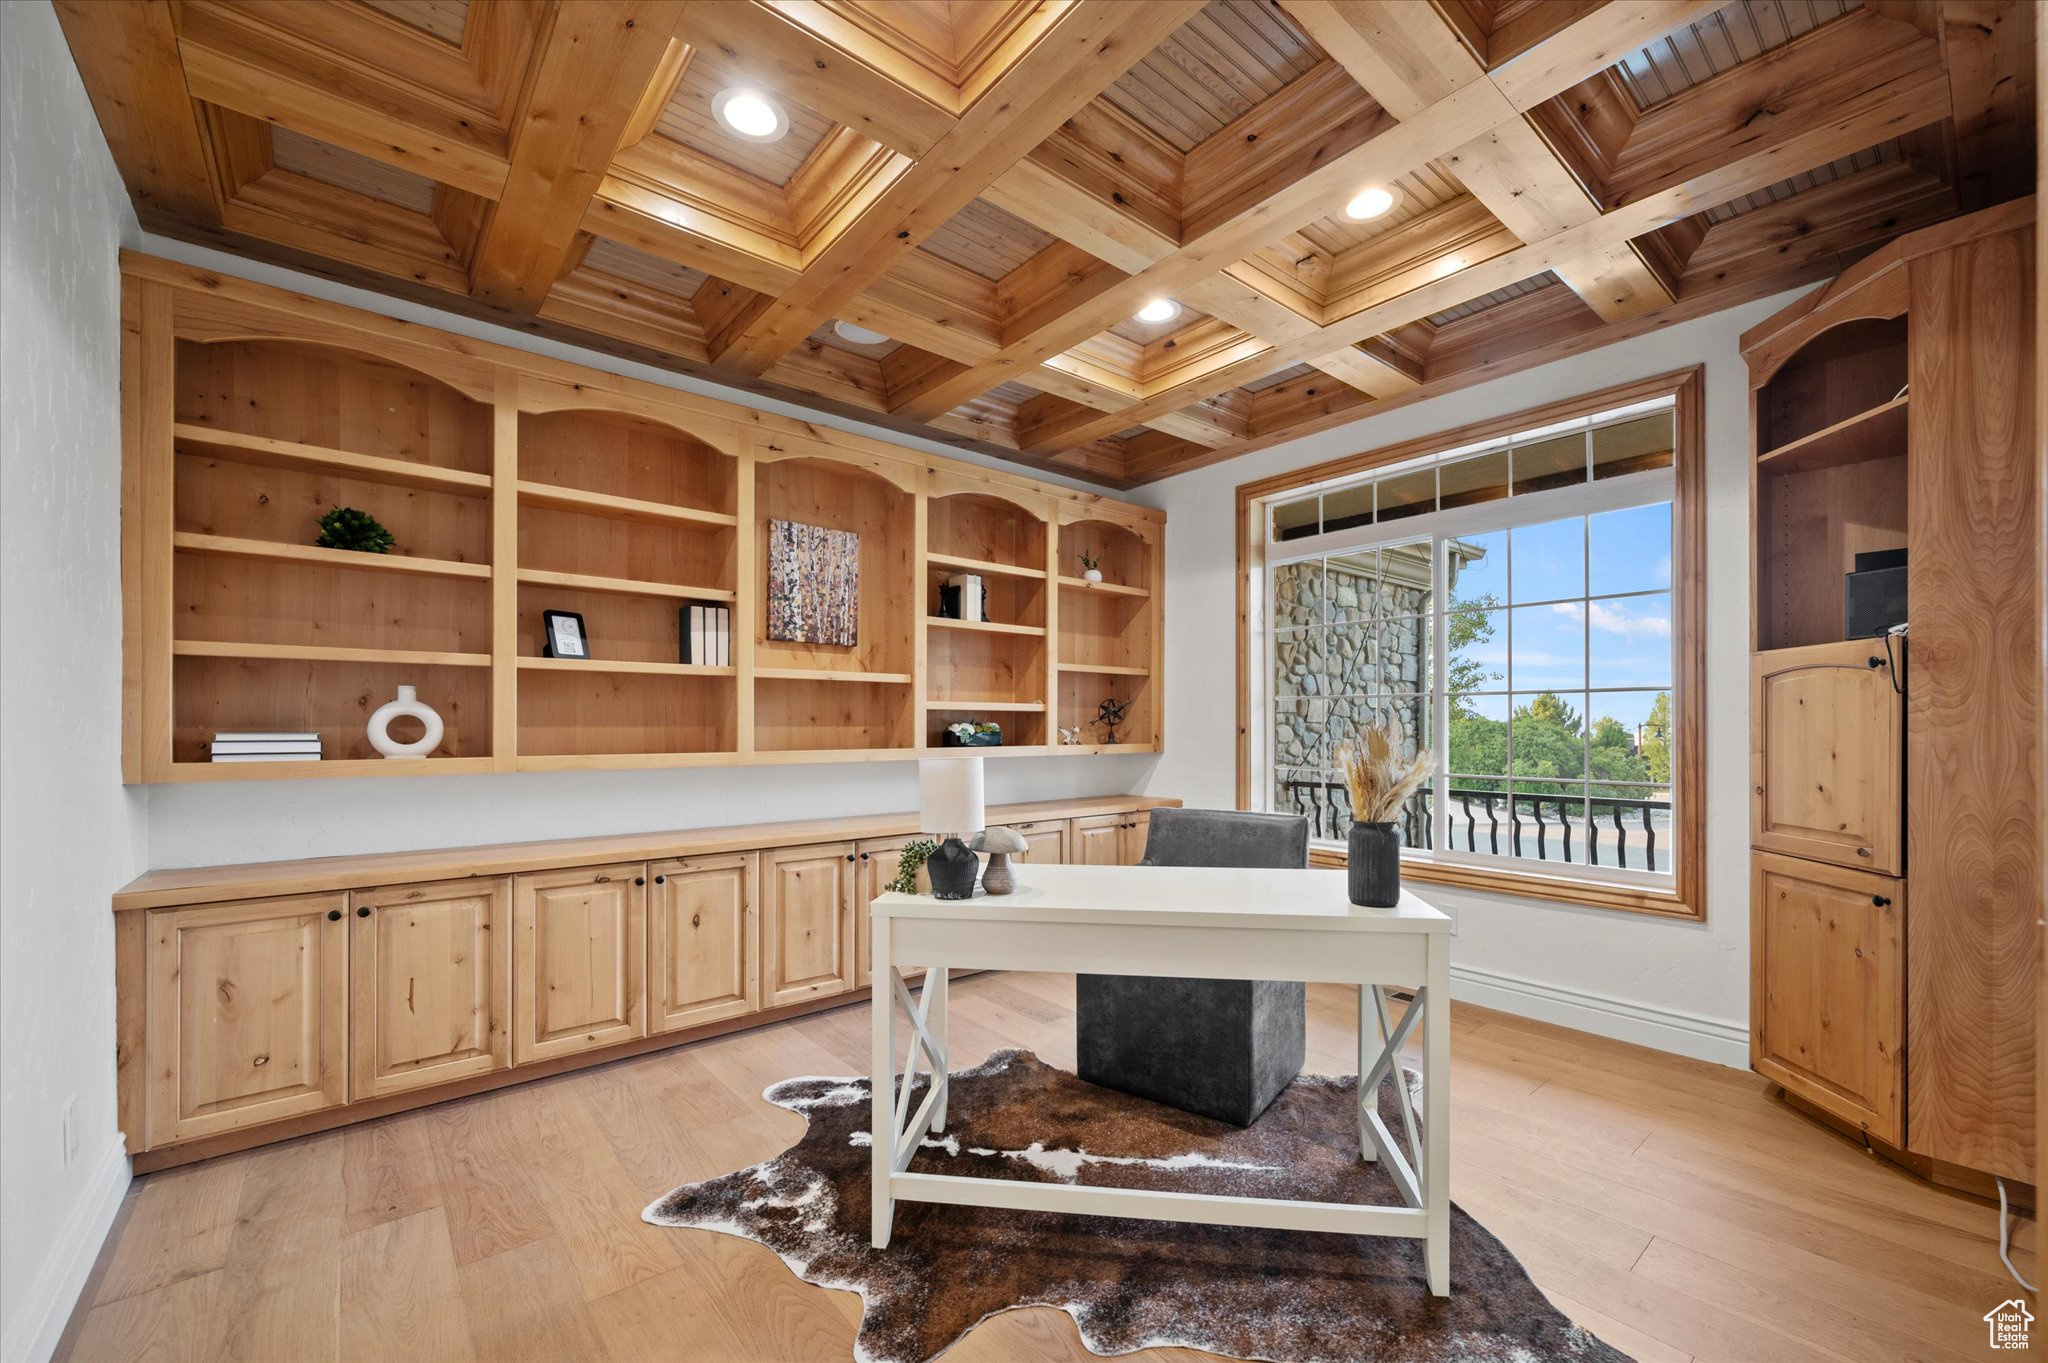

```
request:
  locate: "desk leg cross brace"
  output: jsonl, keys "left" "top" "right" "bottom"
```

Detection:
{"left": 872, "top": 916, "right": 951, "bottom": 1247}
{"left": 1358, "top": 985, "right": 1426, "bottom": 1210}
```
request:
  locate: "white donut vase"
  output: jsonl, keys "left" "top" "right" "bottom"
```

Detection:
{"left": 367, "top": 684, "right": 444, "bottom": 760}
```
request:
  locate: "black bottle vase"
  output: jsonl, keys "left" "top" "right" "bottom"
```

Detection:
{"left": 1348, "top": 821, "right": 1401, "bottom": 907}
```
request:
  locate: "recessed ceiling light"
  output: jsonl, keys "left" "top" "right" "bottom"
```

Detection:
{"left": 833, "top": 320, "right": 891, "bottom": 346}
{"left": 1134, "top": 298, "right": 1180, "bottom": 325}
{"left": 1345, "top": 185, "right": 1397, "bottom": 220}
{"left": 712, "top": 88, "right": 788, "bottom": 142}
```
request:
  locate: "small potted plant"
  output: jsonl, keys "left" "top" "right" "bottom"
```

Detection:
{"left": 943, "top": 720, "right": 1003, "bottom": 747}
{"left": 1079, "top": 551, "right": 1103, "bottom": 583}
{"left": 1335, "top": 724, "right": 1431, "bottom": 907}
{"left": 317, "top": 505, "right": 394, "bottom": 554}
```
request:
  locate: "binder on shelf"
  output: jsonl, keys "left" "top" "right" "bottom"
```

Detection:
{"left": 680, "top": 601, "right": 731, "bottom": 666}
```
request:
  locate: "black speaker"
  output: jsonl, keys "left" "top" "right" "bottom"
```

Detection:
{"left": 1845, "top": 548, "right": 1907, "bottom": 638}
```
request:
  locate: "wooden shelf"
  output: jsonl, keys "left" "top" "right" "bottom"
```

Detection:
{"left": 923, "top": 699, "right": 1046, "bottom": 711}
{"left": 517, "top": 657, "right": 735, "bottom": 677}
{"left": 1059, "top": 662, "right": 1151, "bottom": 676}
{"left": 514, "top": 568, "right": 733, "bottom": 600}
{"left": 166, "top": 757, "right": 496, "bottom": 782}
{"left": 927, "top": 551, "right": 1047, "bottom": 580}
{"left": 926, "top": 617, "right": 1047, "bottom": 637}
{"left": 173, "top": 640, "right": 491, "bottom": 668}
{"left": 128, "top": 270, "right": 1164, "bottom": 781}
{"left": 516, "top": 480, "right": 738, "bottom": 528}
{"left": 1051, "top": 742, "right": 1158, "bottom": 755}
{"left": 1758, "top": 395, "right": 1909, "bottom": 474}
{"left": 755, "top": 668, "right": 915, "bottom": 684}
{"left": 1059, "top": 575, "right": 1150, "bottom": 598}
{"left": 173, "top": 424, "right": 491, "bottom": 494}
{"left": 173, "top": 532, "right": 492, "bottom": 580}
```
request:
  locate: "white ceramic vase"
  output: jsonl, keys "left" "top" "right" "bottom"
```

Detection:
{"left": 1083, "top": 567, "right": 1103, "bottom": 583}
{"left": 367, "top": 684, "right": 443, "bottom": 760}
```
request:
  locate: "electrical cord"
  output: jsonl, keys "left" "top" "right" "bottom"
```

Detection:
{"left": 1998, "top": 1176, "right": 2039, "bottom": 1293}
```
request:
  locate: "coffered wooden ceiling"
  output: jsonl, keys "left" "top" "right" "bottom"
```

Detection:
{"left": 59, "top": 0, "right": 2034, "bottom": 486}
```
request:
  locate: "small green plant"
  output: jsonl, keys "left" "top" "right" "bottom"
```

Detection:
{"left": 317, "top": 506, "right": 394, "bottom": 554}
{"left": 1078, "top": 551, "right": 1101, "bottom": 572}
{"left": 887, "top": 839, "right": 937, "bottom": 894}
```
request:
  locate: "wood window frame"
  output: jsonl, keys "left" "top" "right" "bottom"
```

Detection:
{"left": 1235, "top": 368, "right": 1707, "bottom": 922}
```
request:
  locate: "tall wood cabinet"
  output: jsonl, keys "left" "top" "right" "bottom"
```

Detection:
{"left": 1744, "top": 200, "right": 2038, "bottom": 1186}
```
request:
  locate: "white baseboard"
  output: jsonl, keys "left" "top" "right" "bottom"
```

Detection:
{"left": 1449, "top": 962, "right": 1750, "bottom": 1068}
{"left": 1, "top": 1133, "right": 130, "bottom": 1363}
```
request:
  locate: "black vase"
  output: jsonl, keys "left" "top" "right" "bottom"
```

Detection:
{"left": 1348, "top": 821, "right": 1401, "bottom": 907}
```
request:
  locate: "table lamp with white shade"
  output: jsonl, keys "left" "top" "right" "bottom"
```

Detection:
{"left": 919, "top": 757, "right": 985, "bottom": 900}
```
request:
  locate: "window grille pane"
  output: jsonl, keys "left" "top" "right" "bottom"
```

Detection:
{"left": 1438, "top": 447, "right": 1510, "bottom": 510}
{"left": 1326, "top": 548, "right": 1380, "bottom": 624}
{"left": 1587, "top": 594, "right": 1673, "bottom": 688}
{"left": 1592, "top": 412, "right": 1674, "bottom": 479}
{"left": 1321, "top": 483, "right": 1374, "bottom": 534}
{"left": 1590, "top": 503, "right": 1672, "bottom": 595}
{"left": 1271, "top": 560, "right": 1325, "bottom": 630}
{"left": 1509, "top": 516, "right": 1585, "bottom": 604}
{"left": 1375, "top": 465, "right": 1436, "bottom": 522}
{"left": 1511, "top": 431, "right": 1588, "bottom": 493}
{"left": 1510, "top": 606, "right": 1586, "bottom": 689}
{"left": 1273, "top": 496, "right": 1321, "bottom": 541}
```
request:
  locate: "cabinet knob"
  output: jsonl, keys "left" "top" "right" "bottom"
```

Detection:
{"left": 846, "top": 853, "right": 855, "bottom": 862}
{"left": 635, "top": 876, "right": 646, "bottom": 886}
{"left": 1872, "top": 895, "right": 1892, "bottom": 907}
{"left": 860, "top": 851, "right": 870, "bottom": 861}
{"left": 1855, "top": 847, "right": 1872, "bottom": 858}
{"left": 1867, "top": 655, "right": 1886, "bottom": 669}
{"left": 654, "top": 874, "right": 665, "bottom": 884}
{"left": 356, "top": 906, "right": 370, "bottom": 918}
{"left": 327, "top": 909, "right": 342, "bottom": 921}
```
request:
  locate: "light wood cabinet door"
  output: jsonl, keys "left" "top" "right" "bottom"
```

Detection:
{"left": 1070, "top": 813, "right": 1125, "bottom": 865}
{"left": 349, "top": 878, "right": 510, "bottom": 1101}
{"left": 762, "top": 842, "right": 856, "bottom": 1006}
{"left": 649, "top": 854, "right": 758, "bottom": 1032}
{"left": 1751, "top": 852, "right": 1905, "bottom": 1143}
{"left": 855, "top": 836, "right": 926, "bottom": 989}
{"left": 1006, "top": 819, "right": 1066, "bottom": 863}
{"left": 1123, "top": 811, "right": 1152, "bottom": 864}
{"left": 1752, "top": 641, "right": 1903, "bottom": 873}
{"left": 145, "top": 894, "right": 348, "bottom": 1146}
{"left": 513, "top": 863, "right": 647, "bottom": 1064}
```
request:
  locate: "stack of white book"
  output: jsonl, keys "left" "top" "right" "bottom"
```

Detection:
{"left": 681, "top": 601, "right": 732, "bottom": 665}
{"left": 210, "top": 731, "right": 322, "bottom": 763}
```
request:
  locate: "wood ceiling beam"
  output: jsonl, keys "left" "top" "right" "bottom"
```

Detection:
{"left": 470, "top": 4, "right": 685, "bottom": 312}
{"left": 1284, "top": 0, "right": 1677, "bottom": 323}
{"left": 1024, "top": 25, "right": 1954, "bottom": 451}
{"left": 703, "top": 1, "right": 1202, "bottom": 376}
{"left": 1486, "top": 0, "right": 1734, "bottom": 111}
{"left": 888, "top": 72, "right": 1523, "bottom": 423}
{"left": 671, "top": 3, "right": 954, "bottom": 157}
{"left": 53, "top": 1, "right": 220, "bottom": 226}
{"left": 172, "top": 1, "right": 513, "bottom": 199}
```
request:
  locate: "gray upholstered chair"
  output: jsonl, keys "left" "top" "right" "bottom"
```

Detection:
{"left": 1076, "top": 808, "right": 1310, "bottom": 1125}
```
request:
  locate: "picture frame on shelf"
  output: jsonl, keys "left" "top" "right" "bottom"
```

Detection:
{"left": 541, "top": 610, "right": 590, "bottom": 660}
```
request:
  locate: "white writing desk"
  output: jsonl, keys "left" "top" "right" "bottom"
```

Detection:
{"left": 869, "top": 863, "right": 1454, "bottom": 1295}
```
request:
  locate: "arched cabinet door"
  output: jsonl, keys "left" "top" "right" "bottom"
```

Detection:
{"left": 1750, "top": 640, "right": 1903, "bottom": 874}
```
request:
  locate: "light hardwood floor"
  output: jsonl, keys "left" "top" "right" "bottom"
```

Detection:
{"left": 57, "top": 974, "right": 2035, "bottom": 1363}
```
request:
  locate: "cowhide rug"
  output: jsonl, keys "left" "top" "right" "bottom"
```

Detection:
{"left": 644, "top": 1049, "right": 1630, "bottom": 1363}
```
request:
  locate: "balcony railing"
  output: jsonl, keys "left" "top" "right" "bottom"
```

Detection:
{"left": 1280, "top": 780, "right": 1672, "bottom": 873}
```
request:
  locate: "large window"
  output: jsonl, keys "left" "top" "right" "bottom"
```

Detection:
{"left": 1240, "top": 374, "right": 1703, "bottom": 918}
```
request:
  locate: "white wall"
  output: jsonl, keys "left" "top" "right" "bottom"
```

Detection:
{"left": 1129, "top": 294, "right": 1810, "bottom": 1066}
{"left": 0, "top": 8, "right": 149, "bottom": 1360}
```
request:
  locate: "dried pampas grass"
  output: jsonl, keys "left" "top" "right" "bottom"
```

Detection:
{"left": 1335, "top": 724, "right": 1432, "bottom": 823}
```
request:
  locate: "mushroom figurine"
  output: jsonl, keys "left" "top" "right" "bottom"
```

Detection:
{"left": 968, "top": 826, "right": 1028, "bottom": 895}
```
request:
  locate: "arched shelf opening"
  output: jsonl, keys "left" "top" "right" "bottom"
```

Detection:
{"left": 176, "top": 337, "right": 492, "bottom": 475}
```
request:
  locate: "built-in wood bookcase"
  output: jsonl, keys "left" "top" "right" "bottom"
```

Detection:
{"left": 122, "top": 254, "right": 1164, "bottom": 781}
{"left": 1743, "top": 201, "right": 2037, "bottom": 1187}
